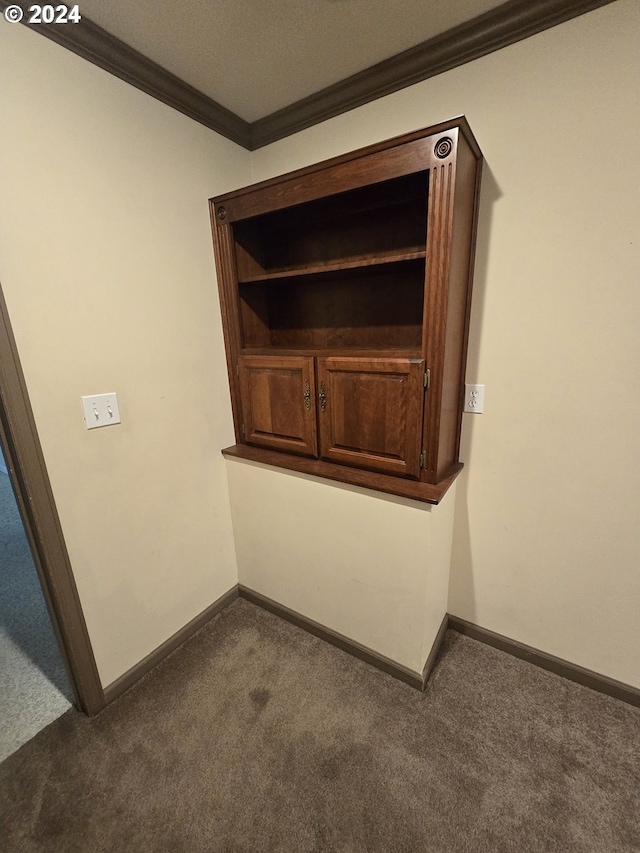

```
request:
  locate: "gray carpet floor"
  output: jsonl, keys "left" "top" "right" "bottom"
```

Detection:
{"left": 0, "top": 467, "right": 72, "bottom": 763}
{"left": 1, "top": 596, "right": 638, "bottom": 852}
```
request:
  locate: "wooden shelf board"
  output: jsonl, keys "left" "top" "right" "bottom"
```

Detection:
{"left": 222, "top": 444, "right": 462, "bottom": 505}
{"left": 239, "top": 347, "right": 423, "bottom": 358}
{"left": 237, "top": 250, "right": 426, "bottom": 284}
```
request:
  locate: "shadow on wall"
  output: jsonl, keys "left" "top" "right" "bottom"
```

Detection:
{"left": 0, "top": 454, "right": 72, "bottom": 698}
{"left": 448, "top": 162, "right": 502, "bottom": 622}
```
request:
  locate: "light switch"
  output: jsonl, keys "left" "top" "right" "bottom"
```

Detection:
{"left": 81, "top": 392, "right": 121, "bottom": 430}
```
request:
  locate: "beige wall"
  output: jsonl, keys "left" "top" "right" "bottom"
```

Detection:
{"left": 1, "top": 0, "right": 638, "bottom": 691}
{"left": 248, "top": 0, "right": 640, "bottom": 687}
{"left": 0, "top": 20, "right": 250, "bottom": 686}
{"left": 227, "top": 459, "right": 455, "bottom": 673}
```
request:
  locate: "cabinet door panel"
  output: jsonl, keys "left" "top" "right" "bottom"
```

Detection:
{"left": 318, "top": 357, "right": 424, "bottom": 478}
{"left": 239, "top": 356, "right": 317, "bottom": 457}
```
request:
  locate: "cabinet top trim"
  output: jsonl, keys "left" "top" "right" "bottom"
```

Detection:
{"left": 210, "top": 117, "right": 481, "bottom": 222}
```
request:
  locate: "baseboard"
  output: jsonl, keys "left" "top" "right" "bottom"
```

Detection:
{"left": 103, "top": 585, "right": 239, "bottom": 705}
{"left": 238, "top": 584, "right": 443, "bottom": 691}
{"left": 101, "top": 586, "right": 638, "bottom": 709}
{"left": 421, "top": 613, "right": 450, "bottom": 686}
{"left": 447, "top": 616, "right": 640, "bottom": 708}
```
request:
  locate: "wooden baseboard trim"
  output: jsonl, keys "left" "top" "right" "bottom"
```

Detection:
{"left": 103, "top": 585, "right": 239, "bottom": 705}
{"left": 421, "top": 614, "right": 450, "bottom": 687}
{"left": 448, "top": 616, "right": 640, "bottom": 708}
{"left": 101, "top": 587, "right": 638, "bottom": 710}
{"left": 239, "top": 585, "right": 429, "bottom": 691}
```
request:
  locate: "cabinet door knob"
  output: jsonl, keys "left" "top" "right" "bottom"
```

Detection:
{"left": 303, "top": 381, "right": 311, "bottom": 411}
{"left": 318, "top": 381, "right": 327, "bottom": 412}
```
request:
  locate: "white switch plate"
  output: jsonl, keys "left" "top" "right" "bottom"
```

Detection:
{"left": 464, "top": 384, "right": 484, "bottom": 413}
{"left": 81, "top": 392, "right": 121, "bottom": 429}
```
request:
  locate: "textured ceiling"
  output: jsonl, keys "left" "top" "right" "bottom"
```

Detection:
{"left": 75, "top": 0, "right": 504, "bottom": 121}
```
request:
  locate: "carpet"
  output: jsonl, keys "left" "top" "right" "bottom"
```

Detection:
{"left": 1, "top": 597, "right": 638, "bottom": 852}
{"left": 0, "top": 468, "right": 72, "bottom": 762}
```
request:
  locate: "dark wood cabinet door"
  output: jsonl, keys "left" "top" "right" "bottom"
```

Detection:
{"left": 239, "top": 356, "right": 318, "bottom": 457}
{"left": 317, "top": 357, "right": 424, "bottom": 478}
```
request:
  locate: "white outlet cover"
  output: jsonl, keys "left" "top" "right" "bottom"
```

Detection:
{"left": 81, "top": 393, "right": 121, "bottom": 429}
{"left": 464, "top": 384, "right": 485, "bottom": 414}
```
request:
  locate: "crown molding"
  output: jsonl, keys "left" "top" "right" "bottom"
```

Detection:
{"left": 1, "top": 0, "right": 617, "bottom": 151}
{"left": 0, "top": 1, "right": 251, "bottom": 148}
{"left": 250, "top": 0, "right": 618, "bottom": 148}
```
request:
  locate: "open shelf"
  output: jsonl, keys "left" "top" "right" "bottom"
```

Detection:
{"left": 239, "top": 259, "right": 425, "bottom": 351}
{"left": 237, "top": 249, "right": 426, "bottom": 284}
{"left": 233, "top": 172, "right": 429, "bottom": 282}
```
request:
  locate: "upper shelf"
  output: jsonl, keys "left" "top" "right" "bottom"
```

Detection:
{"left": 237, "top": 249, "right": 426, "bottom": 284}
{"left": 232, "top": 171, "right": 429, "bottom": 284}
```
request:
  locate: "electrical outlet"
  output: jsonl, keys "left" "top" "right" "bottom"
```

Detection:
{"left": 81, "top": 393, "right": 121, "bottom": 429}
{"left": 464, "top": 384, "right": 484, "bottom": 413}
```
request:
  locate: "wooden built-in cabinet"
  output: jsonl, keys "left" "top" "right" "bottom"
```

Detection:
{"left": 210, "top": 117, "right": 483, "bottom": 503}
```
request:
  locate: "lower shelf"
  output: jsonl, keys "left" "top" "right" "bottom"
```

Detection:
{"left": 222, "top": 444, "right": 463, "bottom": 504}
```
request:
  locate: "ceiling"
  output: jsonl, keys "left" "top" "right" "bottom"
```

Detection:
{"left": 1, "top": 0, "right": 614, "bottom": 148}
{"left": 75, "top": 0, "right": 504, "bottom": 122}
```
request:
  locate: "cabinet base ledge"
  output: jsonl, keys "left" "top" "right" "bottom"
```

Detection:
{"left": 222, "top": 444, "right": 462, "bottom": 504}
